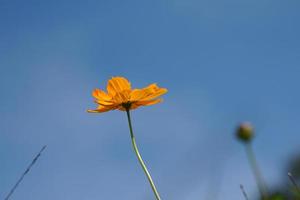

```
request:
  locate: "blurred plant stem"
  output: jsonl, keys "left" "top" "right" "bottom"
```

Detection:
{"left": 288, "top": 172, "right": 300, "bottom": 195}
{"left": 245, "top": 143, "right": 269, "bottom": 200}
{"left": 240, "top": 184, "right": 249, "bottom": 200}
{"left": 5, "top": 145, "right": 46, "bottom": 200}
{"left": 126, "top": 109, "right": 161, "bottom": 200}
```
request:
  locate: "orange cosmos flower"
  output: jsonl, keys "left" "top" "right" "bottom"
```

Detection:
{"left": 87, "top": 76, "right": 167, "bottom": 113}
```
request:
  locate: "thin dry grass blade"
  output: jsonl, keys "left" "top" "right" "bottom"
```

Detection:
{"left": 240, "top": 184, "right": 249, "bottom": 200}
{"left": 4, "top": 145, "right": 47, "bottom": 200}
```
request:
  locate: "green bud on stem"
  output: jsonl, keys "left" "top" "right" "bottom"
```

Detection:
{"left": 236, "top": 122, "right": 254, "bottom": 143}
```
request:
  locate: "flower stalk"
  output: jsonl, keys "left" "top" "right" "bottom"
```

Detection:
{"left": 240, "top": 184, "right": 249, "bottom": 200}
{"left": 5, "top": 145, "right": 47, "bottom": 200}
{"left": 288, "top": 172, "right": 300, "bottom": 194}
{"left": 126, "top": 109, "right": 161, "bottom": 200}
{"left": 245, "top": 143, "right": 269, "bottom": 200}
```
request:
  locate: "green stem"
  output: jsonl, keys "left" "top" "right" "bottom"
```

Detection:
{"left": 126, "top": 110, "right": 161, "bottom": 200}
{"left": 288, "top": 172, "right": 300, "bottom": 194}
{"left": 245, "top": 143, "right": 268, "bottom": 200}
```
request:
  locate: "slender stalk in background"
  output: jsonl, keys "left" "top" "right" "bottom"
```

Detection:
{"left": 288, "top": 172, "right": 300, "bottom": 194}
{"left": 126, "top": 109, "right": 161, "bottom": 200}
{"left": 236, "top": 123, "right": 269, "bottom": 200}
{"left": 5, "top": 145, "right": 47, "bottom": 200}
{"left": 240, "top": 184, "right": 249, "bottom": 200}
{"left": 245, "top": 143, "right": 268, "bottom": 200}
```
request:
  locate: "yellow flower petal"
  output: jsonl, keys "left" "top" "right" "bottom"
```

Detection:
{"left": 107, "top": 77, "right": 131, "bottom": 95}
{"left": 94, "top": 100, "right": 114, "bottom": 106}
{"left": 130, "top": 89, "right": 148, "bottom": 101}
{"left": 129, "top": 103, "right": 142, "bottom": 110}
{"left": 92, "top": 89, "right": 112, "bottom": 101}
{"left": 135, "top": 99, "right": 162, "bottom": 106}
{"left": 145, "top": 83, "right": 159, "bottom": 91}
{"left": 130, "top": 84, "right": 162, "bottom": 101}
{"left": 87, "top": 104, "right": 117, "bottom": 113}
{"left": 139, "top": 88, "right": 168, "bottom": 101}
{"left": 112, "top": 91, "right": 130, "bottom": 103}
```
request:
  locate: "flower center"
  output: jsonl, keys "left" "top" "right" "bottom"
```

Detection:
{"left": 122, "top": 102, "right": 132, "bottom": 110}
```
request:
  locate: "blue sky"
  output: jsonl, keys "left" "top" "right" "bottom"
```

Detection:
{"left": 1, "top": 0, "right": 300, "bottom": 199}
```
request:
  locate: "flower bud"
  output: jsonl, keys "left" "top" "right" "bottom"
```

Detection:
{"left": 236, "top": 122, "right": 254, "bottom": 142}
